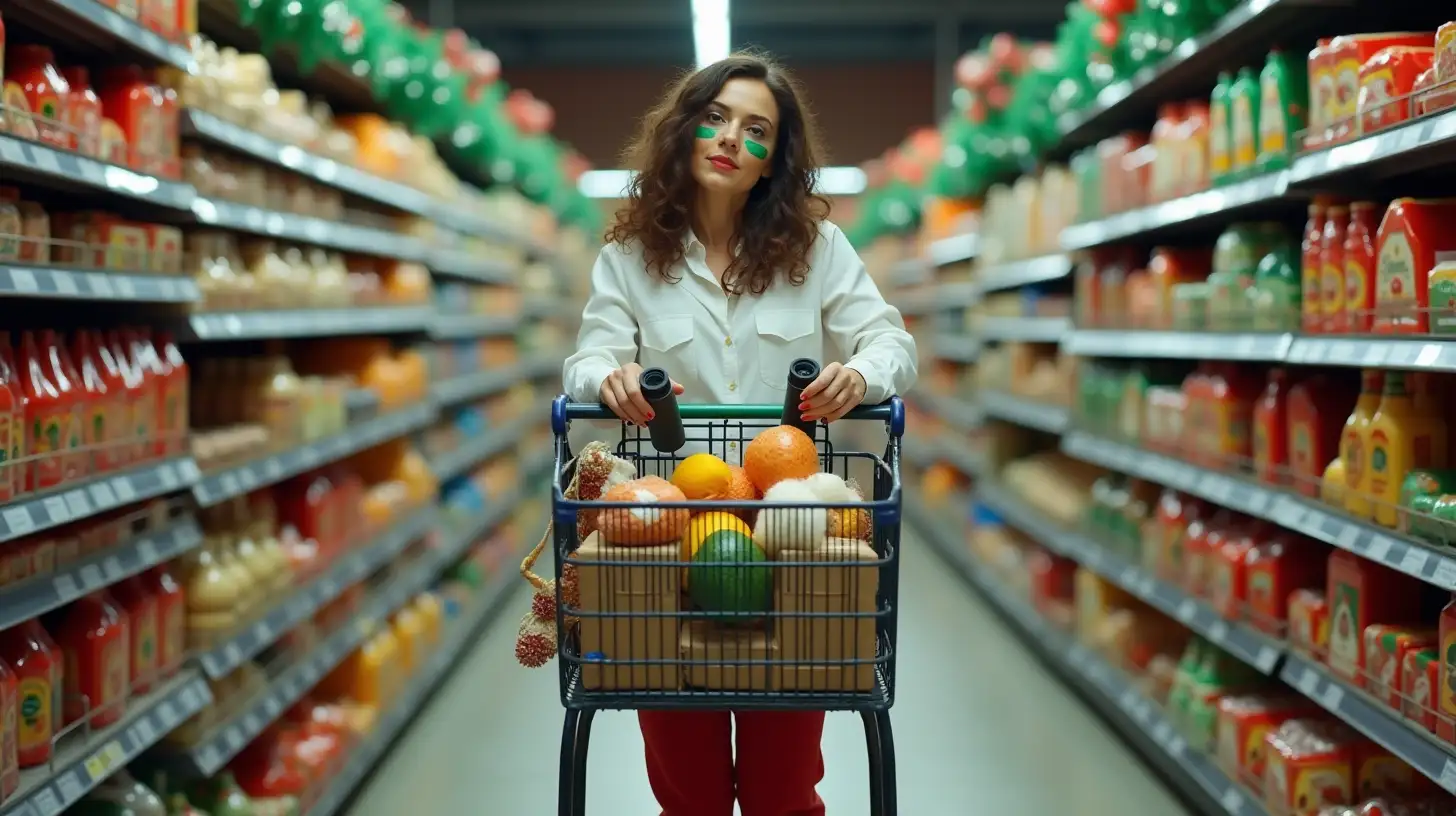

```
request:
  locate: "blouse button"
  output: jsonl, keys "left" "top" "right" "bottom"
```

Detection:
{"left": 728, "top": 381, "right": 738, "bottom": 392}
{"left": 725, "top": 337, "right": 733, "bottom": 347}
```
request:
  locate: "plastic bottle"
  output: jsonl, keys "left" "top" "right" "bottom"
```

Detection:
{"left": 0, "top": 654, "right": 16, "bottom": 798}
{"left": 1343, "top": 369, "right": 1384, "bottom": 520}
{"left": 1229, "top": 67, "right": 1261, "bottom": 178}
{"left": 110, "top": 576, "right": 160, "bottom": 695}
{"left": 1344, "top": 202, "right": 1380, "bottom": 334}
{"left": 0, "top": 621, "right": 57, "bottom": 767}
{"left": 20, "top": 332, "right": 62, "bottom": 492}
{"left": 155, "top": 331, "right": 188, "bottom": 457}
{"left": 1320, "top": 205, "right": 1350, "bottom": 334}
{"left": 0, "top": 335, "right": 17, "bottom": 503}
{"left": 55, "top": 591, "right": 130, "bottom": 728}
{"left": 1256, "top": 49, "right": 1307, "bottom": 172}
{"left": 71, "top": 331, "right": 115, "bottom": 475}
{"left": 141, "top": 563, "right": 186, "bottom": 680}
{"left": 1208, "top": 72, "right": 1234, "bottom": 185}
{"left": 94, "top": 332, "right": 134, "bottom": 470}
{"left": 59, "top": 67, "right": 103, "bottom": 158}
{"left": 43, "top": 331, "right": 88, "bottom": 483}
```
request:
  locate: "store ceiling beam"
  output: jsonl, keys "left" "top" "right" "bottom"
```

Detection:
{"left": 430, "top": 0, "right": 1064, "bottom": 28}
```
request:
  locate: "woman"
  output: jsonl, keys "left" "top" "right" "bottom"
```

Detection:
{"left": 562, "top": 53, "right": 916, "bottom": 816}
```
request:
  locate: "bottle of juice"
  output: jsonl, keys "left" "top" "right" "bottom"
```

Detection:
{"left": 40, "top": 331, "right": 88, "bottom": 483}
{"left": 1229, "top": 66, "right": 1261, "bottom": 178}
{"left": 155, "top": 331, "right": 188, "bottom": 457}
{"left": 109, "top": 330, "right": 154, "bottom": 463}
{"left": 110, "top": 576, "right": 159, "bottom": 695}
{"left": 141, "top": 563, "right": 186, "bottom": 679}
{"left": 1344, "top": 202, "right": 1380, "bottom": 334}
{"left": 1321, "top": 205, "right": 1350, "bottom": 334}
{"left": 391, "top": 604, "right": 424, "bottom": 673}
{"left": 0, "top": 621, "right": 58, "bottom": 767}
{"left": 1256, "top": 48, "right": 1307, "bottom": 172}
{"left": 1302, "top": 201, "right": 1327, "bottom": 332}
{"left": 71, "top": 331, "right": 116, "bottom": 475}
{"left": 1344, "top": 369, "right": 1385, "bottom": 519}
{"left": 1209, "top": 72, "right": 1234, "bottom": 185}
{"left": 20, "top": 332, "right": 62, "bottom": 492}
{"left": 59, "top": 67, "right": 102, "bottom": 158}
{"left": 130, "top": 330, "right": 167, "bottom": 462}
{"left": 1253, "top": 368, "right": 1291, "bottom": 486}
{"left": 1368, "top": 371, "right": 1430, "bottom": 528}
{"left": 54, "top": 591, "right": 129, "bottom": 728}
{"left": 0, "top": 654, "right": 14, "bottom": 798}
{"left": 413, "top": 592, "right": 443, "bottom": 648}
{"left": 0, "top": 335, "right": 25, "bottom": 501}
{"left": 95, "top": 332, "right": 134, "bottom": 471}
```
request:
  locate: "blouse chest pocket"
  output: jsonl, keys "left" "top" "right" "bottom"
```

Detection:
{"left": 639, "top": 315, "right": 697, "bottom": 382}
{"left": 755, "top": 309, "right": 819, "bottom": 389}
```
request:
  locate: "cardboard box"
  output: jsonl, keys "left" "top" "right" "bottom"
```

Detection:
{"left": 774, "top": 539, "right": 880, "bottom": 692}
{"left": 575, "top": 532, "right": 682, "bottom": 690}
{"left": 680, "top": 621, "right": 777, "bottom": 691}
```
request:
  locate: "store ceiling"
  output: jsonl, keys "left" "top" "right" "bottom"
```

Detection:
{"left": 401, "top": 0, "right": 1067, "bottom": 66}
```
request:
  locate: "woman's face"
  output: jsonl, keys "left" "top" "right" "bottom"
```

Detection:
{"left": 690, "top": 77, "right": 779, "bottom": 198}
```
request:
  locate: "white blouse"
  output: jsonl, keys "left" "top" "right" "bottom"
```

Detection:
{"left": 562, "top": 220, "right": 918, "bottom": 418}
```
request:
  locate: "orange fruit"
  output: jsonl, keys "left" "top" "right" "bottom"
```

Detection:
{"left": 743, "top": 425, "right": 819, "bottom": 494}
{"left": 596, "top": 476, "right": 691, "bottom": 545}
{"left": 670, "top": 453, "right": 733, "bottom": 500}
{"left": 828, "top": 507, "right": 872, "bottom": 540}
{"left": 724, "top": 465, "right": 758, "bottom": 501}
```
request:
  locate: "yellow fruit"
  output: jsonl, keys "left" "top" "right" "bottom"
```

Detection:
{"left": 670, "top": 453, "right": 733, "bottom": 500}
{"left": 680, "top": 512, "right": 753, "bottom": 584}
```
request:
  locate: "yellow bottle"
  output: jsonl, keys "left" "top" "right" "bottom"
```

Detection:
{"left": 413, "top": 592, "right": 443, "bottom": 648}
{"left": 353, "top": 628, "right": 401, "bottom": 707}
{"left": 1369, "top": 371, "right": 1420, "bottom": 528}
{"left": 391, "top": 604, "right": 425, "bottom": 673}
{"left": 1342, "top": 369, "right": 1384, "bottom": 519}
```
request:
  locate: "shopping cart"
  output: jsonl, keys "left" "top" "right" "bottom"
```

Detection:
{"left": 548, "top": 385, "right": 903, "bottom": 816}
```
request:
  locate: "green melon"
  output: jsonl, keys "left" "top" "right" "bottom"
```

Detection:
{"left": 688, "top": 529, "right": 772, "bottom": 622}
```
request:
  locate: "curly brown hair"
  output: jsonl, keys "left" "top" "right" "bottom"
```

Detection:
{"left": 606, "top": 53, "right": 830, "bottom": 295}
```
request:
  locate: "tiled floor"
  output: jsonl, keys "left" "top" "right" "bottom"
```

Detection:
{"left": 344, "top": 532, "right": 1192, "bottom": 815}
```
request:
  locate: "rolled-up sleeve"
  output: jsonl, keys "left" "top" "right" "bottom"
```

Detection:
{"left": 563, "top": 247, "right": 639, "bottom": 402}
{"left": 819, "top": 224, "right": 918, "bottom": 404}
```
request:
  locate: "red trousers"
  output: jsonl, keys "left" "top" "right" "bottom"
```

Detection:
{"left": 639, "top": 710, "right": 826, "bottom": 816}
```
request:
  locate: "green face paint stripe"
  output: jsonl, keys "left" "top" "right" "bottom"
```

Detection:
{"left": 695, "top": 125, "right": 716, "bottom": 139}
{"left": 745, "top": 139, "right": 768, "bottom": 159}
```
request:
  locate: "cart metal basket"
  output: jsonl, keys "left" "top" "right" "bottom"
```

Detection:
{"left": 548, "top": 396, "right": 904, "bottom": 816}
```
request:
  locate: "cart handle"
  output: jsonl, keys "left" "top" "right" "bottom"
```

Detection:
{"left": 551, "top": 395, "right": 904, "bottom": 438}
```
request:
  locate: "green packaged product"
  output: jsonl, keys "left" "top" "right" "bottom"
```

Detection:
{"left": 1398, "top": 470, "right": 1456, "bottom": 538}
{"left": 1209, "top": 71, "right": 1234, "bottom": 185}
{"left": 1228, "top": 66, "right": 1261, "bottom": 178}
{"left": 1117, "top": 368, "right": 1151, "bottom": 441}
{"left": 1171, "top": 283, "right": 1210, "bottom": 330}
{"left": 1256, "top": 48, "right": 1309, "bottom": 172}
{"left": 1252, "top": 246, "right": 1302, "bottom": 331}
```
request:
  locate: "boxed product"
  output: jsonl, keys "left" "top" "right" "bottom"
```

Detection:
{"left": 773, "top": 539, "right": 880, "bottom": 692}
{"left": 1263, "top": 719, "right": 1359, "bottom": 815}
{"left": 679, "top": 621, "right": 777, "bottom": 691}
{"left": 575, "top": 532, "right": 682, "bottom": 691}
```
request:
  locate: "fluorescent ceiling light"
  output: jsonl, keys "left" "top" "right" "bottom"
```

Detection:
{"left": 578, "top": 167, "right": 868, "bottom": 198}
{"left": 692, "top": 0, "right": 731, "bottom": 69}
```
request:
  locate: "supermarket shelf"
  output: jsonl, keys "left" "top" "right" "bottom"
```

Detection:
{"left": 430, "top": 363, "right": 533, "bottom": 406}
{"left": 977, "top": 390, "right": 1070, "bottom": 434}
{"left": 0, "top": 133, "right": 196, "bottom": 212}
{"left": 4, "top": 0, "right": 197, "bottom": 71}
{"left": 0, "top": 670, "right": 213, "bottom": 816}
{"left": 1280, "top": 652, "right": 1456, "bottom": 796}
{"left": 907, "top": 498, "right": 1263, "bottom": 816}
{"left": 927, "top": 233, "right": 979, "bottom": 267}
{"left": 887, "top": 258, "right": 931, "bottom": 288}
{"left": 1064, "top": 330, "right": 1294, "bottom": 362}
{"left": 1288, "top": 106, "right": 1456, "bottom": 188}
{"left": 183, "top": 533, "right": 451, "bottom": 776}
{"left": 905, "top": 431, "right": 986, "bottom": 479}
{"left": 180, "top": 109, "right": 438, "bottom": 217}
{"left": 977, "top": 316, "right": 1069, "bottom": 343}
{"left": 0, "top": 265, "right": 200, "bottom": 303}
{"left": 192, "top": 403, "right": 436, "bottom": 507}
{"left": 1285, "top": 336, "right": 1456, "bottom": 371}
{"left": 933, "top": 333, "right": 980, "bottom": 363}
{"left": 1060, "top": 430, "right": 1456, "bottom": 592}
{"left": 918, "top": 393, "right": 983, "bottom": 431}
{"left": 429, "top": 249, "right": 517, "bottom": 284}
{"left": 0, "top": 516, "right": 202, "bottom": 634}
{"left": 194, "top": 505, "right": 438, "bottom": 679}
{"left": 429, "top": 313, "right": 521, "bottom": 340}
{"left": 178, "top": 306, "right": 434, "bottom": 342}
{"left": 1059, "top": 171, "right": 1291, "bottom": 251}
{"left": 974, "top": 254, "right": 1073, "bottom": 294}
{"left": 190, "top": 197, "right": 428, "bottom": 262}
{"left": 0, "top": 456, "right": 199, "bottom": 544}
{"left": 428, "top": 418, "right": 529, "bottom": 482}
{"left": 304, "top": 563, "right": 524, "bottom": 816}
{"left": 1053, "top": 0, "right": 1341, "bottom": 154}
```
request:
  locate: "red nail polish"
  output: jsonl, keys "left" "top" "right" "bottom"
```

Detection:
{"left": 647, "top": 412, "right": 655, "bottom": 420}
{"left": 799, "top": 402, "right": 809, "bottom": 410}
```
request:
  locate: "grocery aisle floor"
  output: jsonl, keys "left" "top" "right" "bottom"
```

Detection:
{"left": 343, "top": 531, "right": 1192, "bottom": 815}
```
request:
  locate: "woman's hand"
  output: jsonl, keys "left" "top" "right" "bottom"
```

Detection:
{"left": 799, "top": 362, "right": 867, "bottom": 423}
{"left": 600, "top": 363, "right": 685, "bottom": 426}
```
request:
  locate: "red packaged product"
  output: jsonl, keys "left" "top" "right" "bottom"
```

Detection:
{"left": 1344, "top": 202, "right": 1381, "bottom": 333}
{"left": 1217, "top": 694, "right": 1318, "bottom": 788}
{"left": 1329, "top": 33, "right": 1435, "bottom": 143}
{"left": 1358, "top": 47, "right": 1435, "bottom": 135}
{"left": 1354, "top": 741, "right": 1422, "bottom": 799}
{"left": 1253, "top": 368, "right": 1291, "bottom": 485}
{"left": 1288, "top": 374, "right": 1357, "bottom": 498}
{"left": 1264, "top": 719, "right": 1359, "bottom": 815}
{"left": 1362, "top": 625, "right": 1435, "bottom": 708}
{"left": 1209, "top": 523, "right": 1258, "bottom": 619}
{"left": 1401, "top": 647, "right": 1438, "bottom": 732}
{"left": 1245, "top": 531, "right": 1326, "bottom": 635}
{"left": 53, "top": 592, "right": 129, "bottom": 728}
{"left": 1326, "top": 551, "right": 1421, "bottom": 686}
{"left": 1290, "top": 588, "right": 1331, "bottom": 658}
{"left": 1373, "top": 198, "right": 1456, "bottom": 334}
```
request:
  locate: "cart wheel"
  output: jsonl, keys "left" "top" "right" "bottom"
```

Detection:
{"left": 861, "top": 710, "right": 897, "bottom": 816}
{"left": 559, "top": 709, "right": 596, "bottom": 816}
